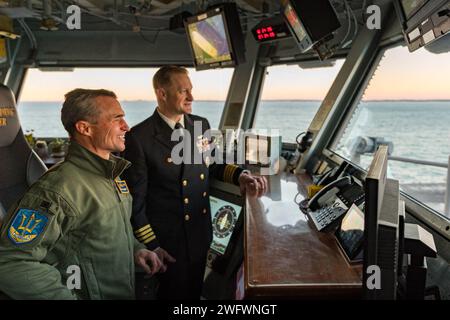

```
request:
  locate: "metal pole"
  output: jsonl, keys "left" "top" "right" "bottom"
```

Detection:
{"left": 445, "top": 155, "right": 450, "bottom": 217}
{"left": 389, "top": 156, "right": 448, "bottom": 168}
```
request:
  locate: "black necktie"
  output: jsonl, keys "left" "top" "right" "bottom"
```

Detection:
{"left": 174, "top": 122, "right": 184, "bottom": 139}
{"left": 174, "top": 122, "right": 184, "bottom": 158}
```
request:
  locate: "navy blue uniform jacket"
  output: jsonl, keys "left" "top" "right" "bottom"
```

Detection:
{"left": 122, "top": 110, "right": 243, "bottom": 263}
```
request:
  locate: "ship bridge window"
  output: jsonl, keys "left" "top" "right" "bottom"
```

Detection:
{"left": 18, "top": 68, "right": 233, "bottom": 138}
{"left": 253, "top": 60, "right": 344, "bottom": 143}
{"left": 331, "top": 45, "right": 450, "bottom": 218}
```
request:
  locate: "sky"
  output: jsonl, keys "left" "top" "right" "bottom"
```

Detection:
{"left": 363, "top": 46, "right": 450, "bottom": 100}
{"left": 20, "top": 45, "right": 450, "bottom": 102}
{"left": 20, "top": 68, "right": 234, "bottom": 102}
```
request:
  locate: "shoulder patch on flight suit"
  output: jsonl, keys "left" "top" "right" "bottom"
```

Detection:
{"left": 115, "top": 179, "right": 129, "bottom": 194}
{"left": 8, "top": 208, "right": 49, "bottom": 245}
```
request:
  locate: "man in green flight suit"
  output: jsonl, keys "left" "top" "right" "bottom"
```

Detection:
{"left": 0, "top": 88, "right": 163, "bottom": 299}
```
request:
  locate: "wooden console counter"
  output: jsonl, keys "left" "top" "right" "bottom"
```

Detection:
{"left": 244, "top": 172, "right": 362, "bottom": 298}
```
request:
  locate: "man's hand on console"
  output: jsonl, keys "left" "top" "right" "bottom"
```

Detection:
{"left": 238, "top": 171, "right": 268, "bottom": 197}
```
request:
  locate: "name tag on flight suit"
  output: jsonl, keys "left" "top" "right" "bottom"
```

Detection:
{"left": 115, "top": 179, "right": 129, "bottom": 194}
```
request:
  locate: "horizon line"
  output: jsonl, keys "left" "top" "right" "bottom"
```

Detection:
{"left": 20, "top": 99, "right": 450, "bottom": 103}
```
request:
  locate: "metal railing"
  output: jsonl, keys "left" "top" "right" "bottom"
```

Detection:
{"left": 389, "top": 156, "right": 448, "bottom": 169}
{"left": 348, "top": 136, "right": 450, "bottom": 217}
{"left": 388, "top": 155, "right": 450, "bottom": 217}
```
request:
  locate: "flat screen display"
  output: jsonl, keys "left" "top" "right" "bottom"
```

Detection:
{"left": 335, "top": 203, "right": 364, "bottom": 263}
{"left": 283, "top": 2, "right": 307, "bottom": 42}
{"left": 400, "top": 0, "right": 427, "bottom": 18}
{"left": 210, "top": 196, "right": 242, "bottom": 255}
{"left": 186, "top": 13, "right": 232, "bottom": 66}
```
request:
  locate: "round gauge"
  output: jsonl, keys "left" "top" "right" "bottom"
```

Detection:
{"left": 212, "top": 205, "right": 237, "bottom": 238}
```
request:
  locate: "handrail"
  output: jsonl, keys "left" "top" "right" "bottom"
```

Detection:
{"left": 388, "top": 155, "right": 450, "bottom": 217}
{"left": 388, "top": 156, "right": 448, "bottom": 169}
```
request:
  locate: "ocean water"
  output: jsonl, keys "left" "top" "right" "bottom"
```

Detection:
{"left": 17, "top": 100, "right": 225, "bottom": 138}
{"left": 336, "top": 101, "right": 450, "bottom": 182}
{"left": 17, "top": 100, "right": 450, "bottom": 213}
{"left": 334, "top": 101, "right": 450, "bottom": 214}
{"left": 17, "top": 100, "right": 321, "bottom": 141}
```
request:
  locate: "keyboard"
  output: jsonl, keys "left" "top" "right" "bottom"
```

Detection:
{"left": 308, "top": 198, "right": 348, "bottom": 231}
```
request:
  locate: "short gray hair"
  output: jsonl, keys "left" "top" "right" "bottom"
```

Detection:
{"left": 61, "top": 88, "right": 117, "bottom": 136}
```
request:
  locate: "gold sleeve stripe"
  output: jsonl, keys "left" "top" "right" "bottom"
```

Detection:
{"left": 223, "top": 166, "right": 229, "bottom": 182}
{"left": 136, "top": 227, "right": 153, "bottom": 236}
{"left": 134, "top": 225, "right": 150, "bottom": 234}
{"left": 142, "top": 235, "right": 156, "bottom": 244}
{"left": 224, "top": 165, "right": 233, "bottom": 183}
{"left": 135, "top": 230, "right": 153, "bottom": 239}
{"left": 225, "top": 165, "right": 237, "bottom": 183}
{"left": 225, "top": 165, "right": 233, "bottom": 182}
{"left": 137, "top": 229, "right": 154, "bottom": 239}
{"left": 136, "top": 230, "right": 154, "bottom": 238}
{"left": 139, "top": 232, "right": 155, "bottom": 242}
{"left": 136, "top": 228, "right": 153, "bottom": 237}
{"left": 226, "top": 165, "right": 233, "bottom": 182}
{"left": 230, "top": 166, "right": 237, "bottom": 182}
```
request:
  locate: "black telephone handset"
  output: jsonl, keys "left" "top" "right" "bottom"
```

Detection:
{"left": 316, "top": 161, "right": 348, "bottom": 187}
{"left": 307, "top": 176, "right": 364, "bottom": 232}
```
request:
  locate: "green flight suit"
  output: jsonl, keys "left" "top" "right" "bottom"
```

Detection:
{"left": 0, "top": 142, "right": 145, "bottom": 300}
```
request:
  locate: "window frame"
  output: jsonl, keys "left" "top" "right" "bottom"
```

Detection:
{"left": 251, "top": 57, "right": 345, "bottom": 147}
{"left": 16, "top": 66, "right": 233, "bottom": 137}
{"left": 323, "top": 43, "right": 450, "bottom": 241}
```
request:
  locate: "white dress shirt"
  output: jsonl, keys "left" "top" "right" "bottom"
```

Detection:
{"left": 156, "top": 107, "right": 185, "bottom": 130}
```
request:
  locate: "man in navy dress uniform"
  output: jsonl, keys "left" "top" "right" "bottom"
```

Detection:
{"left": 123, "top": 66, "right": 266, "bottom": 299}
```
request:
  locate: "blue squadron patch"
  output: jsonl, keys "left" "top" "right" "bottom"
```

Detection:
{"left": 8, "top": 209, "right": 49, "bottom": 245}
{"left": 115, "top": 179, "right": 129, "bottom": 194}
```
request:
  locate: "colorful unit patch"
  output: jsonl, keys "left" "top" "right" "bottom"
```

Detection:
{"left": 8, "top": 209, "right": 48, "bottom": 245}
{"left": 115, "top": 179, "right": 129, "bottom": 194}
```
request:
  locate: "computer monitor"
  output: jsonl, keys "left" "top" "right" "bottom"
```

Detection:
{"left": 280, "top": 0, "right": 341, "bottom": 52}
{"left": 184, "top": 3, "right": 245, "bottom": 70}
{"left": 374, "top": 178, "right": 400, "bottom": 299}
{"left": 393, "top": 0, "right": 450, "bottom": 52}
{"left": 203, "top": 187, "right": 244, "bottom": 299}
{"left": 335, "top": 203, "right": 365, "bottom": 264}
{"left": 399, "top": 0, "right": 429, "bottom": 19}
{"left": 210, "top": 195, "right": 242, "bottom": 255}
{"left": 363, "top": 145, "right": 401, "bottom": 299}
